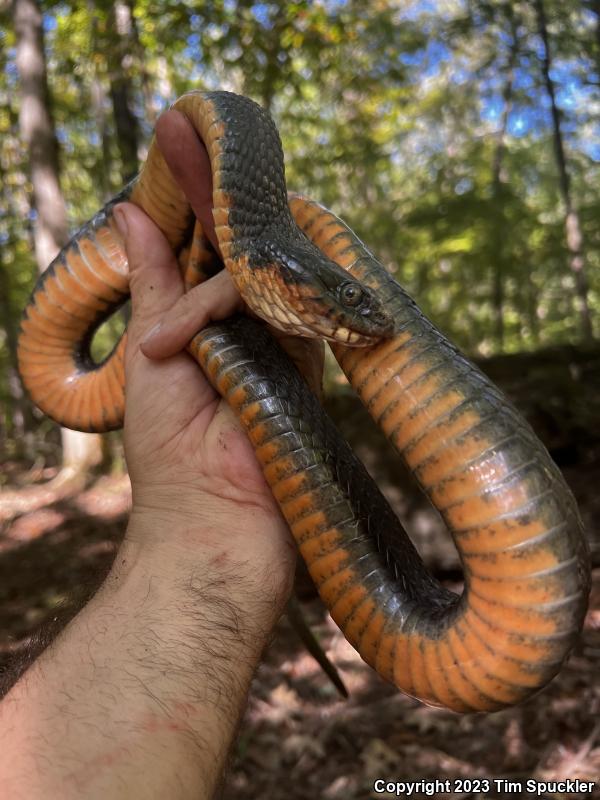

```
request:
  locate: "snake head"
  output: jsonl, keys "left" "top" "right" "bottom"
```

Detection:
{"left": 232, "top": 233, "right": 396, "bottom": 345}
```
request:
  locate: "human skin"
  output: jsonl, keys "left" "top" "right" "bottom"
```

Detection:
{"left": 0, "top": 111, "right": 322, "bottom": 799}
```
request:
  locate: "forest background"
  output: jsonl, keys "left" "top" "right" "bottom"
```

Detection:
{"left": 1, "top": 0, "right": 599, "bottom": 470}
{"left": 1, "top": 1, "right": 599, "bottom": 796}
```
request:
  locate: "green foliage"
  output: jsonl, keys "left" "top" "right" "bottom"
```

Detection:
{"left": 2, "top": 0, "right": 600, "bottom": 449}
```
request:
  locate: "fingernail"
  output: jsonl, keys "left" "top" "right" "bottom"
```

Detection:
{"left": 114, "top": 205, "right": 128, "bottom": 238}
{"left": 142, "top": 322, "right": 162, "bottom": 344}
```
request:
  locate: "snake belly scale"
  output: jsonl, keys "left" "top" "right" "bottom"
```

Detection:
{"left": 18, "top": 90, "right": 590, "bottom": 713}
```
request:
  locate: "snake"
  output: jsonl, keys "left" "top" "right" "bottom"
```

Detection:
{"left": 17, "top": 90, "right": 591, "bottom": 713}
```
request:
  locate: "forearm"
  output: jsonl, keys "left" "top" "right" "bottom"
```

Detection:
{"left": 0, "top": 514, "right": 293, "bottom": 800}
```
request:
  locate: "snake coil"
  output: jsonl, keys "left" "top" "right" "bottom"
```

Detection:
{"left": 18, "top": 91, "right": 590, "bottom": 712}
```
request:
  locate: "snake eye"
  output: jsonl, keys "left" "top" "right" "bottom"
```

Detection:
{"left": 339, "top": 282, "right": 365, "bottom": 307}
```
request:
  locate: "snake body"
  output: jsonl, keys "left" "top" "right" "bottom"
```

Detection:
{"left": 18, "top": 91, "right": 590, "bottom": 712}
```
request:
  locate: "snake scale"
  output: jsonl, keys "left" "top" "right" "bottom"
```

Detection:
{"left": 18, "top": 91, "right": 591, "bottom": 712}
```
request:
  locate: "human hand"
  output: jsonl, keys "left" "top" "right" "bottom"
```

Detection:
{"left": 116, "top": 109, "right": 324, "bottom": 605}
{"left": 0, "top": 107, "right": 327, "bottom": 800}
{"left": 139, "top": 109, "right": 325, "bottom": 397}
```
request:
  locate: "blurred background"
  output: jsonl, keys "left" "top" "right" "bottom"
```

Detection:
{"left": 1, "top": 0, "right": 599, "bottom": 797}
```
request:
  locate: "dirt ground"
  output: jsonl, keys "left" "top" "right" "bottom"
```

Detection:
{"left": 1, "top": 446, "right": 598, "bottom": 800}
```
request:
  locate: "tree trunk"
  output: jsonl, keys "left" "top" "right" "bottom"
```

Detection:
{"left": 587, "top": 0, "right": 600, "bottom": 82}
{"left": 534, "top": 0, "right": 594, "bottom": 341}
{"left": 0, "top": 257, "right": 26, "bottom": 446}
{"left": 106, "top": 0, "right": 140, "bottom": 181}
{"left": 0, "top": 139, "right": 29, "bottom": 448}
{"left": 124, "top": 0, "right": 157, "bottom": 126}
{"left": 89, "top": 2, "right": 113, "bottom": 202}
{"left": 527, "top": 270, "right": 541, "bottom": 347}
{"left": 12, "top": 0, "right": 103, "bottom": 477}
{"left": 90, "top": 74, "right": 113, "bottom": 201}
{"left": 490, "top": 12, "right": 519, "bottom": 351}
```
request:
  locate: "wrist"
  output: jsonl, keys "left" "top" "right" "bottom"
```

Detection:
{"left": 99, "top": 525, "right": 292, "bottom": 732}
{"left": 122, "top": 505, "right": 296, "bottom": 625}
{"left": 1, "top": 509, "right": 295, "bottom": 800}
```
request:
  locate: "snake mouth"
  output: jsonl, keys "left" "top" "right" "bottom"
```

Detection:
{"left": 236, "top": 265, "right": 395, "bottom": 345}
{"left": 326, "top": 326, "right": 383, "bottom": 346}
{"left": 232, "top": 233, "right": 396, "bottom": 345}
{"left": 299, "top": 290, "right": 395, "bottom": 345}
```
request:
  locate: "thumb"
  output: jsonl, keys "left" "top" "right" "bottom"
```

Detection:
{"left": 114, "top": 202, "right": 184, "bottom": 347}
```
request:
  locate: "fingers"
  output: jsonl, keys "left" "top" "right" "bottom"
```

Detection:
{"left": 118, "top": 112, "right": 245, "bottom": 362}
{"left": 114, "top": 202, "right": 184, "bottom": 348}
{"left": 131, "top": 109, "right": 325, "bottom": 400}
{"left": 156, "top": 110, "right": 219, "bottom": 254}
{"left": 141, "top": 270, "right": 245, "bottom": 359}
